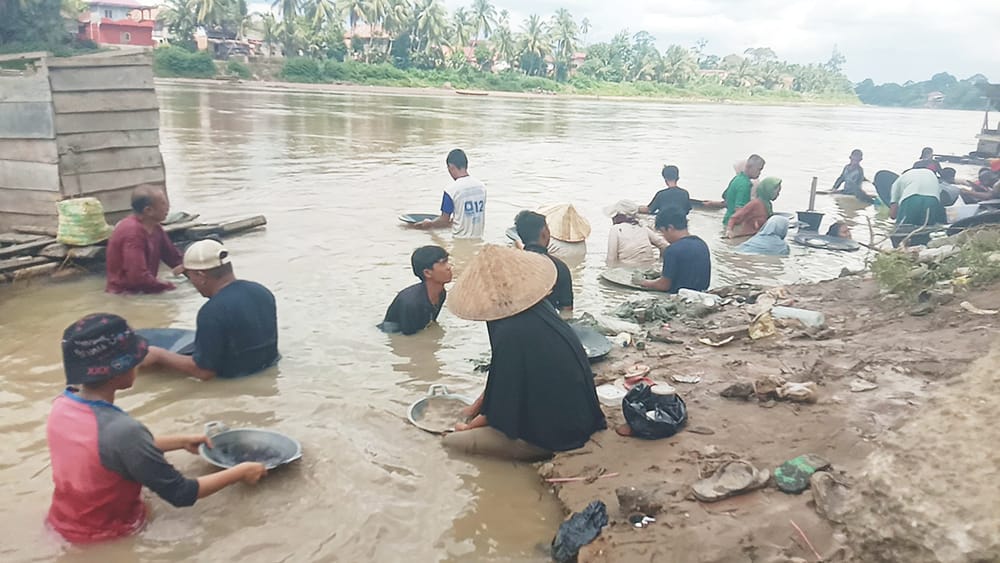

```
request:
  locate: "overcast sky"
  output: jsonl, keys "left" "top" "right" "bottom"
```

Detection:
{"left": 239, "top": 0, "right": 998, "bottom": 83}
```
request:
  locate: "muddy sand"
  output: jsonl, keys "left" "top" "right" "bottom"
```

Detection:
{"left": 544, "top": 273, "right": 1000, "bottom": 562}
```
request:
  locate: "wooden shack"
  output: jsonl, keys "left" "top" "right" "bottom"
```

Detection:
{"left": 0, "top": 50, "right": 165, "bottom": 231}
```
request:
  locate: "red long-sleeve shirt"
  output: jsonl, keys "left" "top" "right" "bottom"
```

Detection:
{"left": 105, "top": 215, "right": 182, "bottom": 294}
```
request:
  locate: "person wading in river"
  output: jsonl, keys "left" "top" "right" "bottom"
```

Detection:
{"left": 378, "top": 246, "right": 452, "bottom": 335}
{"left": 443, "top": 246, "right": 606, "bottom": 461}
{"left": 141, "top": 240, "right": 279, "bottom": 380}
{"left": 641, "top": 164, "right": 692, "bottom": 216}
{"left": 105, "top": 185, "right": 184, "bottom": 294}
{"left": 46, "top": 314, "right": 267, "bottom": 544}
{"left": 412, "top": 149, "right": 487, "bottom": 239}
{"left": 722, "top": 154, "right": 765, "bottom": 225}
{"left": 831, "top": 149, "right": 871, "bottom": 202}
{"left": 515, "top": 210, "right": 574, "bottom": 315}
{"left": 640, "top": 209, "right": 712, "bottom": 294}
{"left": 890, "top": 161, "right": 946, "bottom": 227}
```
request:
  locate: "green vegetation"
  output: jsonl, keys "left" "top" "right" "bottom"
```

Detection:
{"left": 871, "top": 229, "right": 1000, "bottom": 301}
{"left": 226, "top": 59, "right": 253, "bottom": 79}
{"left": 0, "top": 0, "right": 99, "bottom": 59}
{"left": 856, "top": 73, "right": 992, "bottom": 110}
{"left": 157, "top": 0, "right": 857, "bottom": 103}
{"left": 153, "top": 46, "right": 217, "bottom": 78}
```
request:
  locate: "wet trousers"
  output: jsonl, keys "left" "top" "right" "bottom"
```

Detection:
{"left": 442, "top": 427, "right": 552, "bottom": 462}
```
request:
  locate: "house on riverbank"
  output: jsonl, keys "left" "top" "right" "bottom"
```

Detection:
{"left": 77, "top": 0, "right": 155, "bottom": 47}
{"left": 0, "top": 51, "right": 165, "bottom": 231}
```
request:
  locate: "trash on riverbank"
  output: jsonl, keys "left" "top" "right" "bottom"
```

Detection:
{"left": 692, "top": 460, "right": 770, "bottom": 502}
{"left": 774, "top": 454, "right": 831, "bottom": 494}
{"left": 550, "top": 500, "right": 608, "bottom": 563}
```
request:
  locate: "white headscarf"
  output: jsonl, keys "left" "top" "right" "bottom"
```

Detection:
{"left": 736, "top": 215, "right": 790, "bottom": 255}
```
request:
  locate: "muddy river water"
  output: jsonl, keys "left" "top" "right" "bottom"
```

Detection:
{"left": 0, "top": 83, "right": 984, "bottom": 562}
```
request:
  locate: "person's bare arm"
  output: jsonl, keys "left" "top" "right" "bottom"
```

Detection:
{"left": 460, "top": 392, "right": 484, "bottom": 419}
{"left": 196, "top": 462, "right": 267, "bottom": 499}
{"left": 640, "top": 276, "right": 672, "bottom": 292}
{"left": 412, "top": 213, "right": 451, "bottom": 230}
{"left": 143, "top": 346, "right": 217, "bottom": 381}
{"left": 454, "top": 414, "right": 488, "bottom": 432}
{"left": 155, "top": 434, "right": 210, "bottom": 453}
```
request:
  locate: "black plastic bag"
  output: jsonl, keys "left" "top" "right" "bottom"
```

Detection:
{"left": 622, "top": 383, "right": 687, "bottom": 439}
{"left": 551, "top": 500, "right": 608, "bottom": 562}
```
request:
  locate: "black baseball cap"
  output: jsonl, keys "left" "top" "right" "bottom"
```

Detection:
{"left": 62, "top": 314, "right": 148, "bottom": 385}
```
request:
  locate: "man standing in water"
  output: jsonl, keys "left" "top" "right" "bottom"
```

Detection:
{"left": 831, "top": 149, "right": 871, "bottom": 202}
{"left": 641, "top": 165, "right": 692, "bottom": 216}
{"left": 640, "top": 209, "right": 712, "bottom": 294}
{"left": 515, "top": 210, "right": 574, "bottom": 315}
{"left": 412, "top": 149, "right": 487, "bottom": 239}
{"left": 47, "top": 314, "right": 266, "bottom": 544}
{"left": 379, "top": 246, "right": 453, "bottom": 335}
{"left": 142, "top": 240, "right": 279, "bottom": 380}
{"left": 105, "top": 185, "right": 184, "bottom": 294}
{"left": 722, "top": 154, "right": 765, "bottom": 225}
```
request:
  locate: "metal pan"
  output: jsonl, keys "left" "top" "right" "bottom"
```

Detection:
{"left": 199, "top": 421, "right": 302, "bottom": 470}
{"left": 599, "top": 267, "right": 657, "bottom": 291}
{"left": 398, "top": 213, "right": 439, "bottom": 224}
{"left": 135, "top": 328, "right": 196, "bottom": 355}
{"left": 569, "top": 323, "right": 612, "bottom": 361}
{"left": 792, "top": 233, "right": 860, "bottom": 252}
{"left": 407, "top": 384, "right": 473, "bottom": 434}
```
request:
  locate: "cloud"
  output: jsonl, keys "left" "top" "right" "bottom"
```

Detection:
{"left": 440, "top": 0, "right": 999, "bottom": 82}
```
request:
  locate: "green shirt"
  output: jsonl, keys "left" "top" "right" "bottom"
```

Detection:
{"left": 723, "top": 173, "right": 753, "bottom": 225}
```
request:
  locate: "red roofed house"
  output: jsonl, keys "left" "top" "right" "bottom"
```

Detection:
{"left": 78, "top": 0, "right": 155, "bottom": 47}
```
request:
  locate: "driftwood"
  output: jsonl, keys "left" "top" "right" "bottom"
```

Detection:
{"left": 12, "top": 225, "right": 57, "bottom": 237}
{"left": 0, "top": 237, "right": 56, "bottom": 258}
{"left": 0, "top": 232, "right": 46, "bottom": 245}
{"left": 0, "top": 255, "right": 51, "bottom": 273}
{"left": 39, "top": 243, "right": 104, "bottom": 260}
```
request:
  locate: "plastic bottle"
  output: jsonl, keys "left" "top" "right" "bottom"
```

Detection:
{"left": 771, "top": 306, "right": 826, "bottom": 328}
{"left": 677, "top": 288, "right": 721, "bottom": 307}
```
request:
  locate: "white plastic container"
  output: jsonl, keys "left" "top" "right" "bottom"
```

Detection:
{"left": 677, "top": 288, "right": 721, "bottom": 307}
{"left": 771, "top": 306, "right": 826, "bottom": 328}
{"left": 596, "top": 384, "right": 627, "bottom": 406}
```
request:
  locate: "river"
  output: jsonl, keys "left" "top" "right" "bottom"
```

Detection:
{"left": 0, "top": 82, "right": 984, "bottom": 562}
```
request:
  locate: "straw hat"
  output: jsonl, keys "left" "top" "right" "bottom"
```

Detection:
{"left": 447, "top": 245, "right": 557, "bottom": 321}
{"left": 537, "top": 203, "right": 591, "bottom": 242}
{"left": 603, "top": 200, "right": 639, "bottom": 218}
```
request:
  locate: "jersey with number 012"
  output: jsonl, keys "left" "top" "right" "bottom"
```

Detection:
{"left": 441, "top": 175, "right": 487, "bottom": 239}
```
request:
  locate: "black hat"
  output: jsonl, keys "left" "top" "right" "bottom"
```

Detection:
{"left": 62, "top": 314, "right": 148, "bottom": 386}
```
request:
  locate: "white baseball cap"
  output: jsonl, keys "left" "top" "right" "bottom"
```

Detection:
{"left": 183, "top": 239, "right": 231, "bottom": 271}
{"left": 603, "top": 200, "right": 640, "bottom": 218}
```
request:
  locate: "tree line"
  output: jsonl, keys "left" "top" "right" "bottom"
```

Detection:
{"left": 856, "top": 73, "right": 994, "bottom": 111}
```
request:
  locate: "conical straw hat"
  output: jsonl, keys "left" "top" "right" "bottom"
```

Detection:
{"left": 448, "top": 245, "right": 557, "bottom": 321}
{"left": 537, "top": 203, "right": 591, "bottom": 242}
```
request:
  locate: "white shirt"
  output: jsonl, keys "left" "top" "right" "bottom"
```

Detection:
{"left": 441, "top": 175, "right": 487, "bottom": 239}
{"left": 607, "top": 223, "right": 668, "bottom": 267}
{"left": 891, "top": 169, "right": 941, "bottom": 204}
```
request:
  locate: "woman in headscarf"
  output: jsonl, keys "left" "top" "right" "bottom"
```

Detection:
{"left": 604, "top": 200, "right": 668, "bottom": 267}
{"left": 727, "top": 177, "right": 782, "bottom": 238}
{"left": 736, "top": 215, "right": 790, "bottom": 255}
{"left": 442, "top": 246, "right": 606, "bottom": 461}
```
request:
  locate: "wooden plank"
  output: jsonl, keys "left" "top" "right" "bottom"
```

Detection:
{"left": 46, "top": 53, "right": 151, "bottom": 68}
{"left": 164, "top": 220, "right": 204, "bottom": 234}
{"left": 0, "top": 187, "right": 61, "bottom": 214}
{"left": 221, "top": 215, "right": 267, "bottom": 234}
{"left": 86, "top": 187, "right": 136, "bottom": 215}
{"left": 61, "top": 167, "right": 164, "bottom": 195}
{"left": 0, "top": 236, "right": 56, "bottom": 258}
{"left": 40, "top": 243, "right": 105, "bottom": 260}
{"left": 0, "top": 72, "right": 52, "bottom": 103}
{"left": 52, "top": 91, "right": 159, "bottom": 114}
{"left": 0, "top": 102, "right": 55, "bottom": 139}
{"left": 54, "top": 110, "right": 159, "bottom": 134}
{"left": 0, "top": 52, "right": 49, "bottom": 64}
{"left": 8, "top": 261, "right": 59, "bottom": 281}
{"left": 60, "top": 147, "right": 163, "bottom": 175}
{"left": 0, "top": 160, "right": 61, "bottom": 191}
{"left": 0, "top": 232, "right": 46, "bottom": 245}
{"left": 0, "top": 139, "right": 58, "bottom": 164}
{"left": 57, "top": 130, "right": 159, "bottom": 154}
{"left": 12, "top": 224, "right": 57, "bottom": 237}
{"left": 48, "top": 66, "right": 154, "bottom": 92}
{"left": 0, "top": 255, "right": 50, "bottom": 273}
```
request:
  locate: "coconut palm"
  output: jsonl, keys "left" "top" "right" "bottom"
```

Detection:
{"left": 519, "top": 14, "right": 549, "bottom": 76}
{"left": 660, "top": 44, "right": 697, "bottom": 85}
{"left": 271, "top": 0, "right": 300, "bottom": 55}
{"left": 259, "top": 12, "right": 280, "bottom": 56}
{"left": 382, "top": 0, "right": 412, "bottom": 55}
{"left": 550, "top": 8, "right": 577, "bottom": 62}
{"left": 305, "top": 0, "right": 338, "bottom": 31}
{"left": 413, "top": 0, "right": 448, "bottom": 54}
{"left": 341, "top": 0, "right": 368, "bottom": 32}
{"left": 491, "top": 20, "right": 515, "bottom": 69}
{"left": 452, "top": 6, "right": 472, "bottom": 48}
{"left": 470, "top": 0, "right": 496, "bottom": 40}
{"left": 580, "top": 17, "right": 590, "bottom": 45}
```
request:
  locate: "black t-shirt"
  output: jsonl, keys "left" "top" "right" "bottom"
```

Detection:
{"left": 648, "top": 186, "right": 692, "bottom": 215}
{"left": 524, "top": 244, "right": 573, "bottom": 310}
{"left": 378, "top": 282, "right": 446, "bottom": 335}
{"left": 661, "top": 235, "right": 711, "bottom": 294}
{"left": 193, "top": 280, "right": 279, "bottom": 379}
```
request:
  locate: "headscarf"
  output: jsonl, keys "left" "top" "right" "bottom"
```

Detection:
{"left": 736, "top": 215, "right": 789, "bottom": 255}
{"left": 755, "top": 177, "right": 782, "bottom": 216}
{"left": 603, "top": 200, "right": 639, "bottom": 225}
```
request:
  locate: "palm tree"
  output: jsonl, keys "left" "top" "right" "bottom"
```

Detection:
{"left": 259, "top": 12, "right": 280, "bottom": 56}
{"left": 341, "top": 0, "right": 368, "bottom": 33}
{"left": 306, "top": 0, "right": 338, "bottom": 31}
{"left": 492, "top": 21, "right": 515, "bottom": 69}
{"left": 452, "top": 6, "right": 472, "bottom": 48}
{"left": 519, "top": 14, "right": 549, "bottom": 76}
{"left": 382, "top": 0, "right": 412, "bottom": 55}
{"left": 271, "top": 0, "right": 300, "bottom": 55}
{"left": 579, "top": 17, "right": 590, "bottom": 45}
{"left": 413, "top": 0, "right": 447, "bottom": 54}
{"left": 660, "top": 44, "right": 697, "bottom": 85}
{"left": 550, "top": 8, "right": 577, "bottom": 62}
{"left": 470, "top": 0, "right": 496, "bottom": 41}
{"left": 365, "top": 0, "right": 391, "bottom": 52}
{"left": 161, "top": 0, "right": 199, "bottom": 42}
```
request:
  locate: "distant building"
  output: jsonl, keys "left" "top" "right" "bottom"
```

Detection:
{"left": 77, "top": 0, "right": 155, "bottom": 47}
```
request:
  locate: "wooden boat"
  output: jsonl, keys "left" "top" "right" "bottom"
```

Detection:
{"left": 455, "top": 90, "right": 489, "bottom": 96}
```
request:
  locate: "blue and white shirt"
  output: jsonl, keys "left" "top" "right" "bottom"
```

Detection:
{"left": 441, "top": 175, "right": 487, "bottom": 239}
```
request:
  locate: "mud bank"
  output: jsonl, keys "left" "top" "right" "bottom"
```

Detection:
{"left": 543, "top": 274, "right": 1000, "bottom": 562}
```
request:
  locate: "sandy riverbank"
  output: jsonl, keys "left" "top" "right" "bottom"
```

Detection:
{"left": 155, "top": 77, "right": 856, "bottom": 107}
{"left": 543, "top": 273, "right": 1000, "bottom": 562}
